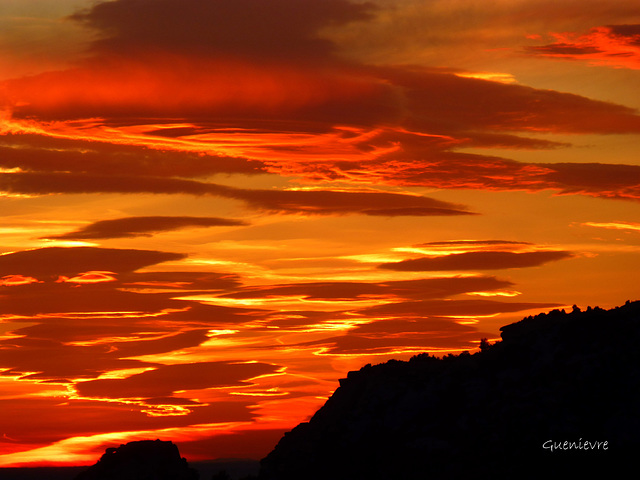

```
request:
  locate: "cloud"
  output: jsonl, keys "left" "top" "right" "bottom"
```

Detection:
{"left": 0, "top": 334, "right": 152, "bottom": 381}
{"left": 380, "top": 66, "right": 640, "bottom": 135}
{"left": 0, "top": 246, "right": 184, "bottom": 279}
{"left": 119, "top": 271, "right": 242, "bottom": 291}
{"left": 234, "top": 188, "right": 474, "bottom": 217}
{"left": 524, "top": 24, "right": 640, "bottom": 69}
{"left": 0, "top": 171, "right": 474, "bottom": 217}
{"left": 3, "top": 2, "right": 640, "bottom": 205}
{"left": 46, "top": 216, "right": 249, "bottom": 239}
{"left": 582, "top": 221, "right": 640, "bottom": 232}
{"left": 275, "top": 143, "right": 640, "bottom": 201}
{"left": 70, "top": 0, "right": 375, "bottom": 62}
{"left": 0, "top": 397, "right": 257, "bottom": 445}
{"left": 222, "top": 276, "right": 513, "bottom": 302}
{"left": 379, "top": 251, "right": 573, "bottom": 272}
{"left": 542, "top": 162, "right": 640, "bottom": 199}
{"left": 76, "top": 361, "right": 279, "bottom": 399}
{"left": 0, "top": 134, "right": 267, "bottom": 177}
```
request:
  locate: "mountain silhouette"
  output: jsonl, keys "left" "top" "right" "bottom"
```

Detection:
{"left": 75, "top": 439, "right": 199, "bottom": 480}
{"left": 259, "top": 301, "right": 640, "bottom": 479}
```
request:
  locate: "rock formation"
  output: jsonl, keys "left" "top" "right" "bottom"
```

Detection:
{"left": 259, "top": 301, "right": 640, "bottom": 479}
{"left": 75, "top": 439, "right": 199, "bottom": 480}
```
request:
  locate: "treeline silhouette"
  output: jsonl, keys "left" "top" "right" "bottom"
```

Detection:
{"left": 258, "top": 301, "right": 640, "bottom": 479}
{"left": 75, "top": 440, "right": 198, "bottom": 480}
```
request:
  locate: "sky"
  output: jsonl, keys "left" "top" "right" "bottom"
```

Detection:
{"left": 0, "top": 0, "right": 639, "bottom": 467}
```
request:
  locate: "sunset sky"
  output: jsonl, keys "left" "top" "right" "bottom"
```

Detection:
{"left": 1, "top": 0, "right": 639, "bottom": 467}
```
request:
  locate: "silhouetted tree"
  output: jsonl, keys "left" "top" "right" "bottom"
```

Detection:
{"left": 479, "top": 337, "right": 491, "bottom": 351}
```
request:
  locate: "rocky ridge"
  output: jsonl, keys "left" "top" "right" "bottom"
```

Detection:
{"left": 259, "top": 301, "right": 640, "bottom": 479}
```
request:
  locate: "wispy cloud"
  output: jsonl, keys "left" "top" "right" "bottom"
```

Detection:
{"left": 46, "top": 216, "right": 249, "bottom": 239}
{"left": 525, "top": 24, "right": 640, "bottom": 70}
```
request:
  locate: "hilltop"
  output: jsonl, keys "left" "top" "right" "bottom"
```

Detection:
{"left": 259, "top": 301, "right": 640, "bottom": 479}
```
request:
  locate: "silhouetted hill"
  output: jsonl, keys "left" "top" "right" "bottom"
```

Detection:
{"left": 75, "top": 439, "right": 199, "bottom": 480}
{"left": 259, "top": 301, "right": 640, "bottom": 479}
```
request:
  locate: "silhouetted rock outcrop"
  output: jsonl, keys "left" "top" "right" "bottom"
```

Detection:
{"left": 75, "top": 439, "right": 199, "bottom": 480}
{"left": 259, "top": 301, "right": 640, "bottom": 479}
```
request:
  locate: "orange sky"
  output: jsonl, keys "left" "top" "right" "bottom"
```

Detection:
{"left": 1, "top": 0, "right": 639, "bottom": 467}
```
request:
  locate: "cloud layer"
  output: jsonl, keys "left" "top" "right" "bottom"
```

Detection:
{"left": 0, "top": 0, "right": 638, "bottom": 467}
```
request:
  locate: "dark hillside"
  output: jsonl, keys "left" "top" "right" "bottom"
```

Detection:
{"left": 259, "top": 301, "right": 640, "bottom": 479}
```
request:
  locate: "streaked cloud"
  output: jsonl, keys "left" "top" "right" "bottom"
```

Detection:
{"left": 525, "top": 24, "right": 640, "bottom": 70}
{"left": 379, "top": 251, "right": 574, "bottom": 272}
{"left": 0, "top": 246, "right": 184, "bottom": 279}
{"left": 47, "top": 216, "right": 249, "bottom": 239}
{"left": 76, "top": 361, "right": 280, "bottom": 399}
{"left": 582, "top": 221, "right": 640, "bottom": 232}
{"left": 0, "top": 0, "right": 638, "bottom": 467}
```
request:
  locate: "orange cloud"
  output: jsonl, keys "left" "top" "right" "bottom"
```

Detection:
{"left": 76, "top": 361, "right": 280, "bottom": 400}
{"left": 0, "top": 275, "right": 41, "bottom": 286}
{"left": 61, "top": 271, "right": 118, "bottom": 284}
{"left": 582, "top": 221, "right": 640, "bottom": 232}
{"left": 1, "top": 0, "right": 639, "bottom": 466}
{"left": 525, "top": 24, "right": 640, "bottom": 70}
{"left": 2, "top": 55, "right": 389, "bottom": 122}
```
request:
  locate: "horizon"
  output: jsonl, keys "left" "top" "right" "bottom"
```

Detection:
{"left": 1, "top": 0, "right": 639, "bottom": 468}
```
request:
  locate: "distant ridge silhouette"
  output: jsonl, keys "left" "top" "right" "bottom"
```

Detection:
{"left": 75, "top": 439, "right": 198, "bottom": 480}
{"left": 259, "top": 301, "right": 640, "bottom": 479}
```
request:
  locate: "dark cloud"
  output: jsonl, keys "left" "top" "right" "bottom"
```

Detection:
{"left": 0, "top": 246, "right": 184, "bottom": 279}
{"left": 236, "top": 188, "right": 473, "bottom": 217}
{"left": 543, "top": 162, "right": 640, "bottom": 199}
{"left": 608, "top": 24, "right": 640, "bottom": 44}
{"left": 0, "top": 135, "right": 266, "bottom": 177}
{"left": 76, "top": 361, "right": 279, "bottom": 399}
{"left": 47, "top": 216, "right": 248, "bottom": 239}
{"left": 0, "top": 335, "right": 150, "bottom": 380}
{"left": 119, "top": 271, "right": 242, "bottom": 291}
{"left": 222, "top": 276, "right": 513, "bottom": 301}
{"left": 379, "top": 251, "right": 573, "bottom": 271}
{"left": 0, "top": 397, "right": 257, "bottom": 444}
{"left": 0, "top": 327, "right": 213, "bottom": 380}
{"left": 379, "top": 66, "right": 640, "bottom": 135}
{"left": 0, "top": 282, "right": 179, "bottom": 316}
{"left": 0, "top": 171, "right": 474, "bottom": 217}
{"left": 70, "top": 0, "right": 375, "bottom": 62}
{"left": 525, "top": 44, "right": 603, "bottom": 55}
{"left": 0, "top": 276, "right": 260, "bottom": 321}
{"left": 608, "top": 24, "right": 640, "bottom": 36}
{"left": 8, "top": 318, "right": 172, "bottom": 345}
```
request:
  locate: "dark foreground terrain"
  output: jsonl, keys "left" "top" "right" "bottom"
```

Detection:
{"left": 259, "top": 301, "right": 640, "bottom": 479}
{"left": 2, "top": 301, "right": 638, "bottom": 479}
